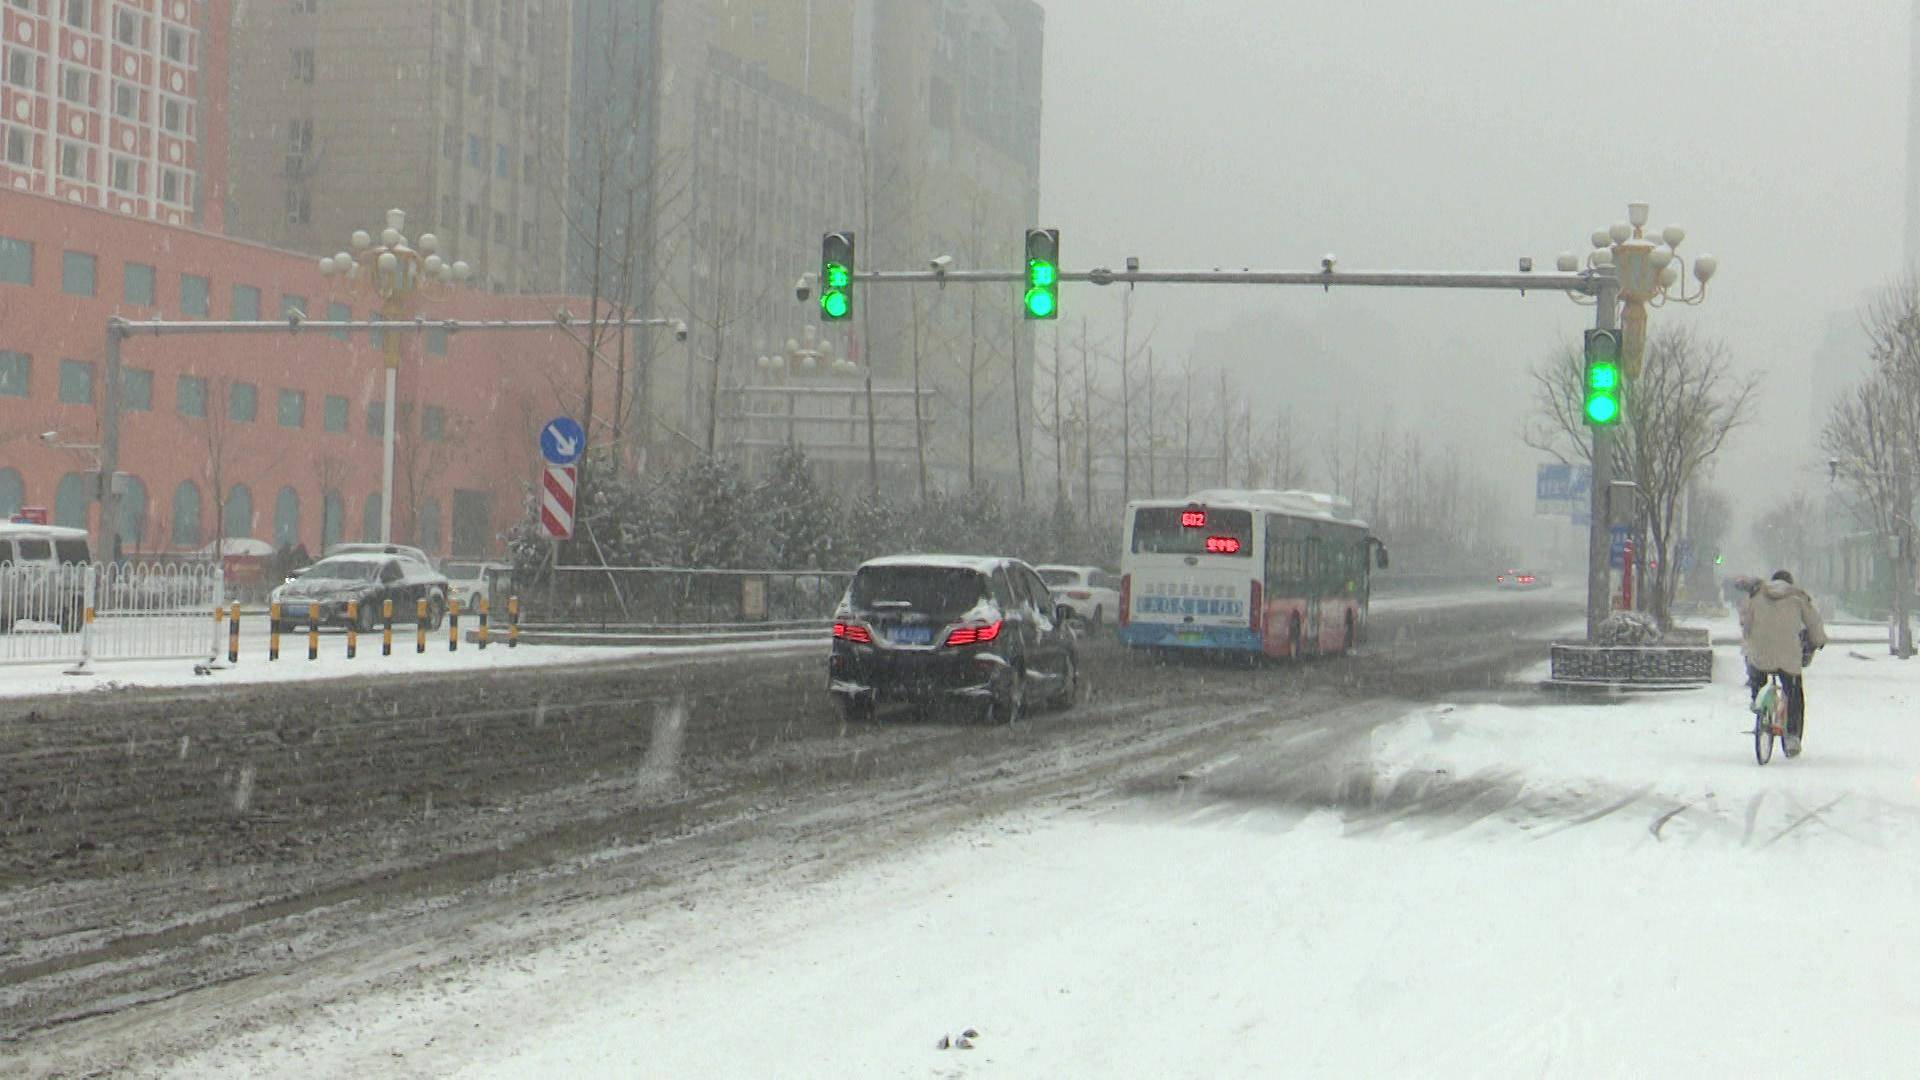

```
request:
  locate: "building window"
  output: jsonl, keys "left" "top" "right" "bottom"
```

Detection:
{"left": 124, "top": 262, "right": 155, "bottom": 305}
{"left": 60, "top": 65, "right": 93, "bottom": 106}
{"left": 422, "top": 405, "right": 446, "bottom": 441}
{"left": 0, "top": 350, "right": 28, "bottom": 397}
{"left": 180, "top": 273, "right": 209, "bottom": 316}
{"left": 492, "top": 211, "right": 508, "bottom": 244}
{"left": 521, "top": 221, "right": 534, "bottom": 251}
{"left": 286, "top": 117, "right": 313, "bottom": 167}
{"left": 63, "top": 0, "right": 88, "bottom": 30}
{"left": 159, "top": 167, "right": 185, "bottom": 204}
{"left": 3, "top": 125, "right": 30, "bottom": 167}
{"left": 440, "top": 194, "right": 458, "bottom": 234}
{"left": 161, "top": 97, "right": 187, "bottom": 134}
{"left": 112, "top": 81, "right": 140, "bottom": 121}
{"left": 58, "top": 141, "right": 87, "bottom": 181}
{"left": 0, "top": 467, "right": 22, "bottom": 519}
{"left": 170, "top": 480, "right": 201, "bottom": 547}
{"left": 361, "top": 492, "right": 380, "bottom": 541}
{"left": 231, "top": 283, "right": 261, "bottom": 320}
{"left": 418, "top": 497, "right": 441, "bottom": 554}
{"left": 323, "top": 393, "right": 348, "bottom": 432}
{"left": 322, "top": 490, "right": 343, "bottom": 549}
{"left": 327, "top": 301, "right": 350, "bottom": 342}
{"left": 427, "top": 326, "right": 447, "bottom": 355}
{"left": 522, "top": 152, "right": 535, "bottom": 183}
{"left": 291, "top": 47, "right": 313, "bottom": 84}
{"left": 365, "top": 399, "right": 383, "bottom": 437}
{"left": 288, "top": 184, "right": 313, "bottom": 221}
{"left": 122, "top": 367, "right": 151, "bottom": 410}
{"left": 54, "top": 472, "right": 88, "bottom": 529}
{"left": 274, "top": 486, "right": 301, "bottom": 548}
{"left": 224, "top": 483, "right": 253, "bottom": 539}
{"left": 463, "top": 202, "right": 478, "bottom": 233}
{"left": 58, "top": 359, "right": 92, "bottom": 404}
{"left": 113, "top": 5, "right": 144, "bottom": 47}
{"left": 62, "top": 250, "right": 96, "bottom": 297}
{"left": 116, "top": 474, "right": 147, "bottom": 551}
{"left": 368, "top": 311, "right": 382, "bottom": 349}
{"left": 0, "top": 236, "right": 31, "bottom": 285}
{"left": 466, "top": 133, "right": 482, "bottom": 168}
{"left": 277, "top": 388, "right": 305, "bottom": 428}
{"left": 176, "top": 374, "right": 207, "bottom": 418}
{"left": 281, "top": 293, "right": 307, "bottom": 320}
{"left": 495, "top": 143, "right": 508, "bottom": 179}
{"left": 3, "top": 48, "right": 36, "bottom": 91}
{"left": 109, "top": 154, "right": 137, "bottom": 193}
{"left": 164, "top": 24, "right": 189, "bottom": 65}
{"left": 229, "top": 381, "right": 257, "bottom": 422}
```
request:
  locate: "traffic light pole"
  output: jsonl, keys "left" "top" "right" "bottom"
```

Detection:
{"left": 1586, "top": 273, "right": 1621, "bottom": 642}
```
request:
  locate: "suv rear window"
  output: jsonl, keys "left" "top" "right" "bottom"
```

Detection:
{"left": 1131, "top": 507, "right": 1254, "bottom": 557}
{"left": 55, "top": 539, "right": 90, "bottom": 564}
{"left": 16, "top": 539, "right": 52, "bottom": 560}
{"left": 849, "top": 566, "right": 987, "bottom": 619}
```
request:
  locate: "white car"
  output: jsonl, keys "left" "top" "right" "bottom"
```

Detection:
{"left": 1036, "top": 564, "right": 1122, "bottom": 628}
{"left": 440, "top": 559, "right": 513, "bottom": 614}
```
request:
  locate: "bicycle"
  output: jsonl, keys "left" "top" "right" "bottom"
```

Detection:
{"left": 1750, "top": 671, "right": 1793, "bottom": 765}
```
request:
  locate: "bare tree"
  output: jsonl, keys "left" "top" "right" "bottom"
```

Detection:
{"left": 1527, "top": 325, "right": 1759, "bottom": 625}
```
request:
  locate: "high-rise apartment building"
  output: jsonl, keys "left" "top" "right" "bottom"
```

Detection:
{"left": 224, "top": 0, "right": 570, "bottom": 294}
{"left": 0, "top": 0, "right": 229, "bottom": 230}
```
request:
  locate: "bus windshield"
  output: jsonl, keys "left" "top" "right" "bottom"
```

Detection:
{"left": 1130, "top": 507, "right": 1253, "bottom": 557}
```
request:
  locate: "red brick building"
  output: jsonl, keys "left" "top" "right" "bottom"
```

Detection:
{"left": 0, "top": 187, "right": 618, "bottom": 561}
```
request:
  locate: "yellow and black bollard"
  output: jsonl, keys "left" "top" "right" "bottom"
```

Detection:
{"left": 227, "top": 602, "right": 240, "bottom": 663}
{"left": 508, "top": 595, "right": 520, "bottom": 648}
{"left": 448, "top": 597, "right": 460, "bottom": 652}
{"left": 307, "top": 603, "right": 320, "bottom": 661}
{"left": 416, "top": 598, "right": 427, "bottom": 654}
{"left": 382, "top": 598, "right": 394, "bottom": 656}
{"left": 269, "top": 602, "right": 281, "bottom": 661}
{"left": 478, "top": 594, "right": 490, "bottom": 650}
{"left": 346, "top": 600, "right": 358, "bottom": 659}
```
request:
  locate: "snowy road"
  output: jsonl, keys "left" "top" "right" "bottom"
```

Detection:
{"left": 151, "top": 640, "right": 1920, "bottom": 1079}
{"left": 8, "top": 589, "right": 1623, "bottom": 1075}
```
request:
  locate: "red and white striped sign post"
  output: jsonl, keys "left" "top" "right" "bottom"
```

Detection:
{"left": 540, "top": 463, "right": 577, "bottom": 540}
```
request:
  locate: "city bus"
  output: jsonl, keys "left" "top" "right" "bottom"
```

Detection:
{"left": 1117, "top": 489, "right": 1387, "bottom": 657}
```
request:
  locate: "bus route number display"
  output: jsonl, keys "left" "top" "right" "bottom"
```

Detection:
{"left": 1205, "top": 536, "right": 1241, "bottom": 554}
{"left": 1181, "top": 509, "right": 1207, "bottom": 528}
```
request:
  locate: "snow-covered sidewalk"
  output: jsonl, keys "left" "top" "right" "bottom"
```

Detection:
{"left": 159, "top": 642, "right": 1920, "bottom": 1077}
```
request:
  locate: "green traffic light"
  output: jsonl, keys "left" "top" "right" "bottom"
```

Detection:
{"left": 822, "top": 291, "right": 849, "bottom": 319}
{"left": 1585, "top": 395, "right": 1619, "bottom": 425}
{"left": 1589, "top": 364, "right": 1619, "bottom": 391}
{"left": 1024, "top": 288, "right": 1056, "bottom": 318}
{"left": 1029, "top": 260, "right": 1056, "bottom": 287}
{"left": 825, "top": 263, "right": 850, "bottom": 289}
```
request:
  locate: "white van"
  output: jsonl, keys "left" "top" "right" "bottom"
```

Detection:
{"left": 0, "top": 522, "right": 93, "bottom": 632}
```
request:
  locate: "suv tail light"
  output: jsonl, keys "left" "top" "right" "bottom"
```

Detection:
{"left": 944, "top": 619, "right": 1003, "bottom": 647}
{"left": 1249, "top": 579, "right": 1263, "bottom": 633}
{"left": 1119, "top": 574, "right": 1131, "bottom": 627}
{"left": 833, "top": 621, "right": 873, "bottom": 644}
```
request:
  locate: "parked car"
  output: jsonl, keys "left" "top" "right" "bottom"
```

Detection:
{"left": 439, "top": 560, "right": 513, "bottom": 614}
{"left": 0, "top": 523, "right": 91, "bottom": 632}
{"left": 270, "top": 554, "right": 450, "bottom": 632}
{"left": 1035, "top": 564, "right": 1122, "bottom": 628}
{"left": 829, "top": 555, "right": 1081, "bottom": 724}
{"left": 1496, "top": 568, "right": 1551, "bottom": 590}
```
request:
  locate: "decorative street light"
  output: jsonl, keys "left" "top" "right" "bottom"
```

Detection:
{"left": 756, "top": 324, "right": 855, "bottom": 375}
{"left": 318, "top": 208, "right": 471, "bottom": 545}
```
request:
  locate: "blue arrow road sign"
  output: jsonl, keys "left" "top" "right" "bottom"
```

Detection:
{"left": 540, "top": 416, "right": 585, "bottom": 465}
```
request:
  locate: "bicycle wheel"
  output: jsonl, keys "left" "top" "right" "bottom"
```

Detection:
{"left": 1753, "top": 686, "right": 1775, "bottom": 766}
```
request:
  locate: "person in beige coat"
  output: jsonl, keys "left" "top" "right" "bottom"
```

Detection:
{"left": 1741, "top": 570, "right": 1828, "bottom": 756}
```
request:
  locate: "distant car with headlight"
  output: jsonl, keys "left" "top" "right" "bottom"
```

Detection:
{"left": 1496, "top": 568, "right": 1551, "bottom": 590}
{"left": 271, "top": 554, "right": 449, "bottom": 632}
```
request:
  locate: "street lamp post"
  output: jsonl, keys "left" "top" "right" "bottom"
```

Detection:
{"left": 318, "top": 209, "right": 470, "bottom": 545}
{"left": 1560, "top": 201, "right": 1718, "bottom": 639}
{"left": 755, "top": 326, "right": 855, "bottom": 451}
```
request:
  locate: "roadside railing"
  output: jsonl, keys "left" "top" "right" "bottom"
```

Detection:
{"left": 535, "top": 566, "right": 853, "bottom": 630}
{"left": 1, "top": 561, "right": 225, "bottom": 670}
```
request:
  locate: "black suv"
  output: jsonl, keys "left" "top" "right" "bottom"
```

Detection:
{"left": 829, "top": 555, "right": 1081, "bottom": 723}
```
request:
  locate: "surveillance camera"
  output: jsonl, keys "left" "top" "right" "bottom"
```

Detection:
{"left": 673, "top": 320, "right": 689, "bottom": 342}
{"left": 1321, "top": 254, "right": 1337, "bottom": 273}
{"left": 1125, "top": 255, "right": 1140, "bottom": 272}
{"left": 930, "top": 254, "right": 954, "bottom": 273}
{"left": 40, "top": 430, "right": 58, "bottom": 443}
{"left": 554, "top": 308, "right": 573, "bottom": 327}
{"left": 1518, "top": 256, "right": 1534, "bottom": 273}
{"left": 795, "top": 275, "right": 812, "bottom": 303}
{"left": 286, "top": 307, "right": 306, "bottom": 327}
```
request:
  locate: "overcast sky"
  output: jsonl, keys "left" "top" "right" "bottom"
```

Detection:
{"left": 1035, "top": 0, "right": 1909, "bottom": 549}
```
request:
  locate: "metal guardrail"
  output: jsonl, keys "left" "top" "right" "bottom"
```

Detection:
{"left": 1, "top": 561, "right": 224, "bottom": 670}
{"left": 539, "top": 566, "right": 853, "bottom": 629}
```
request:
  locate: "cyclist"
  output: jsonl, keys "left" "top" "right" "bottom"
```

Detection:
{"left": 1741, "top": 570, "right": 1827, "bottom": 757}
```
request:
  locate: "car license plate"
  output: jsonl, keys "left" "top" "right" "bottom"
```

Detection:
{"left": 891, "top": 625, "right": 934, "bottom": 645}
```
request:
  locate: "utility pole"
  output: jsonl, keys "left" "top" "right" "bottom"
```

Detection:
{"left": 1585, "top": 271, "right": 1621, "bottom": 640}
{"left": 1119, "top": 287, "right": 1133, "bottom": 504}
{"left": 1182, "top": 358, "right": 1193, "bottom": 495}
{"left": 1896, "top": 449, "right": 1915, "bottom": 658}
{"left": 99, "top": 324, "right": 124, "bottom": 563}
{"left": 1218, "top": 369, "right": 1230, "bottom": 487}
{"left": 967, "top": 286, "right": 978, "bottom": 491}
{"left": 1052, "top": 322, "right": 1064, "bottom": 508}
{"left": 1080, "top": 317, "right": 1093, "bottom": 524}
{"left": 1145, "top": 347, "right": 1157, "bottom": 497}
{"left": 1012, "top": 307, "right": 1028, "bottom": 502}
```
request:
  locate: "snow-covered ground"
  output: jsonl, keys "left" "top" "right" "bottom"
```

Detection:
{"left": 160, "top": 640, "right": 1920, "bottom": 1078}
{"left": 0, "top": 625, "right": 816, "bottom": 700}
